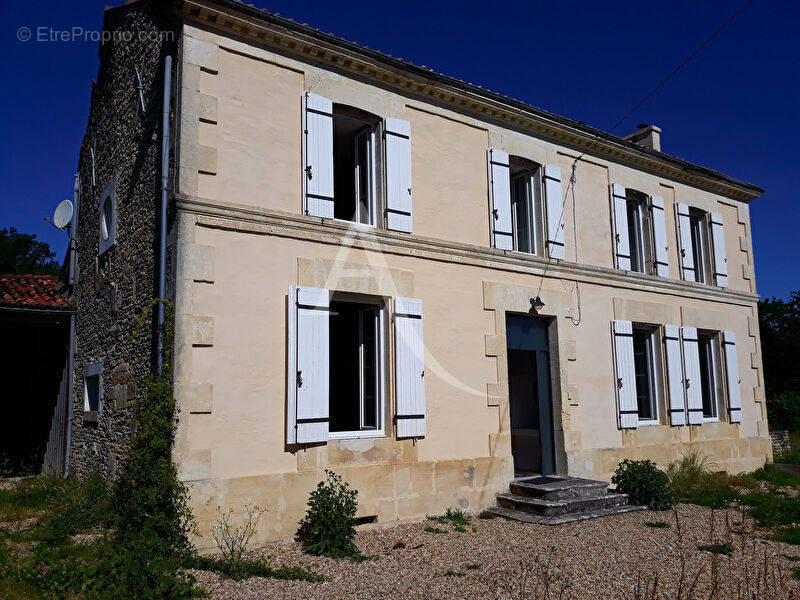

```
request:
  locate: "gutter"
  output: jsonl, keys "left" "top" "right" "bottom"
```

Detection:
{"left": 157, "top": 55, "right": 172, "bottom": 372}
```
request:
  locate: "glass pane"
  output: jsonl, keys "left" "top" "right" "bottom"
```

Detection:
{"left": 698, "top": 335, "right": 716, "bottom": 418}
{"left": 361, "top": 308, "right": 378, "bottom": 429}
{"left": 506, "top": 315, "right": 548, "bottom": 350}
{"left": 355, "top": 131, "right": 370, "bottom": 224}
{"left": 86, "top": 375, "right": 100, "bottom": 412}
{"left": 690, "top": 215, "right": 705, "bottom": 283}
{"left": 329, "top": 301, "right": 361, "bottom": 432}
{"left": 627, "top": 200, "right": 643, "bottom": 273}
{"left": 632, "top": 329, "right": 654, "bottom": 420}
{"left": 512, "top": 175, "right": 531, "bottom": 253}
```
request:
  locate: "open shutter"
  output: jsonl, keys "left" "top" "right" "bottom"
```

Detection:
{"left": 394, "top": 297, "right": 425, "bottom": 438}
{"left": 722, "top": 331, "right": 742, "bottom": 423}
{"left": 303, "top": 93, "right": 334, "bottom": 218}
{"left": 710, "top": 212, "right": 728, "bottom": 287}
{"left": 675, "top": 202, "right": 695, "bottom": 282}
{"left": 664, "top": 325, "right": 686, "bottom": 426}
{"left": 385, "top": 118, "right": 413, "bottom": 233}
{"left": 681, "top": 327, "right": 703, "bottom": 425}
{"left": 544, "top": 165, "right": 565, "bottom": 259}
{"left": 612, "top": 320, "right": 638, "bottom": 429}
{"left": 651, "top": 196, "right": 670, "bottom": 278}
{"left": 487, "top": 149, "right": 513, "bottom": 250}
{"left": 610, "top": 183, "right": 631, "bottom": 271}
{"left": 287, "top": 285, "right": 330, "bottom": 444}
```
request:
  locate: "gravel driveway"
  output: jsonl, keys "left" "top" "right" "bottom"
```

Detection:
{"left": 191, "top": 504, "right": 800, "bottom": 599}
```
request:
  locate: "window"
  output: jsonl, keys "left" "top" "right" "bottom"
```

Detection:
{"left": 333, "top": 106, "right": 379, "bottom": 226}
{"left": 329, "top": 298, "right": 384, "bottom": 436}
{"left": 83, "top": 361, "right": 103, "bottom": 420}
{"left": 99, "top": 182, "right": 116, "bottom": 254}
{"left": 632, "top": 326, "right": 660, "bottom": 424}
{"left": 510, "top": 159, "right": 545, "bottom": 255}
{"left": 689, "top": 209, "right": 713, "bottom": 284}
{"left": 697, "top": 332, "right": 722, "bottom": 420}
{"left": 625, "top": 190, "right": 653, "bottom": 274}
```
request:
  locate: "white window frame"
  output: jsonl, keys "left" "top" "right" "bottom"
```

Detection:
{"left": 83, "top": 361, "right": 103, "bottom": 415}
{"left": 689, "top": 208, "right": 714, "bottom": 285}
{"left": 331, "top": 107, "right": 379, "bottom": 230}
{"left": 632, "top": 325, "right": 662, "bottom": 426}
{"left": 626, "top": 191, "right": 653, "bottom": 275}
{"left": 99, "top": 182, "right": 117, "bottom": 254}
{"left": 328, "top": 297, "right": 387, "bottom": 440}
{"left": 698, "top": 331, "right": 724, "bottom": 422}
{"left": 509, "top": 160, "right": 545, "bottom": 256}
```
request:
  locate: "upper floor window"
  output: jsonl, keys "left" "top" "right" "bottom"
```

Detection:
{"left": 302, "top": 92, "right": 413, "bottom": 233}
{"left": 625, "top": 189, "right": 652, "bottom": 274}
{"left": 675, "top": 203, "right": 728, "bottom": 287}
{"left": 610, "top": 184, "right": 669, "bottom": 277}
{"left": 689, "top": 209, "right": 713, "bottom": 284}
{"left": 99, "top": 182, "right": 117, "bottom": 254}
{"left": 488, "top": 150, "right": 561, "bottom": 258}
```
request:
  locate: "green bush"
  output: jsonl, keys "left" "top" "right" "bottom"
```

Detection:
{"left": 612, "top": 459, "right": 674, "bottom": 510}
{"left": 296, "top": 470, "right": 360, "bottom": 558}
{"left": 767, "top": 391, "right": 800, "bottom": 432}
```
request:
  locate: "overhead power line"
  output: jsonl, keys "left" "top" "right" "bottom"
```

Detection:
{"left": 608, "top": 0, "right": 754, "bottom": 134}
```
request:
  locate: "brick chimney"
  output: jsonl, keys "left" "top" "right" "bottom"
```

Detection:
{"left": 624, "top": 123, "right": 661, "bottom": 152}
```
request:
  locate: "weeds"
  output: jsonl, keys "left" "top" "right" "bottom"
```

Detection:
{"left": 427, "top": 508, "right": 470, "bottom": 527}
{"left": 697, "top": 542, "right": 734, "bottom": 555}
{"left": 424, "top": 526, "right": 447, "bottom": 534}
{"left": 211, "top": 504, "right": 266, "bottom": 565}
{"left": 644, "top": 521, "right": 670, "bottom": 529}
{"left": 186, "top": 555, "right": 323, "bottom": 582}
{"left": 488, "top": 547, "right": 573, "bottom": 600}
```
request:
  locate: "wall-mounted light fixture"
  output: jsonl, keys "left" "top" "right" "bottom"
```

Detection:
{"left": 530, "top": 296, "right": 545, "bottom": 312}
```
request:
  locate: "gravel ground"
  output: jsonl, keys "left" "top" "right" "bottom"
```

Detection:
{"left": 191, "top": 504, "right": 800, "bottom": 600}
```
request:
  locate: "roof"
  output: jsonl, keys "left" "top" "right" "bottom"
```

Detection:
{"left": 0, "top": 274, "right": 73, "bottom": 312}
{"left": 180, "top": 0, "right": 763, "bottom": 201}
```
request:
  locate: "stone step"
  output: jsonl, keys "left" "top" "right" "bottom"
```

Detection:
{"left": 510, "top": 476, "right": 610, "bottom": 501}
{"left": 480, "top": 504, "right": 647, "bottom": 525}
{"left": 497, "top": 491, "right": 629, "bottom": 516}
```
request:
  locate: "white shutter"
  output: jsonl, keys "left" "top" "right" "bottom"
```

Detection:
{"left": 487, "top": 149, "right": 513, "bottom": 250}
{"left": 385, "top": 118, "right": 413, "bottom": 233}
{"left": 681, "top": 327, "right": 703, "bottom": 425}
{"left": 710, "top": 212, "right": 728, "bottom": 288}
{"left": 675, "top": 202, "right": 695, "bottom": 282}
{"left": 651, "top": 196, "right": 670, "bottom": 278}
{"left": 287, "top": 285, "right": 330, "bottom": 444}
{"left": 544, "top": 165, "right": 565, "bottom": 259}
{"left": 722, "top": 331, "right": 742, "bottom": 423}
{"left": 394, "top": 297, "right": 425, "bottom": 438}
{"left": 612, "top": 320, "right": 638, "bottom": 429}
{"left": 610, "top": 183, "right": 631, "bottom": 271}
{"left": 303, "top": 93, "right": 334, "bottom": 218}
{"left": 664, "top": 325, "right": 686, "bottom": 426}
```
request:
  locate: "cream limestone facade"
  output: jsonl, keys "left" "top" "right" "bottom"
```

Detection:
{"left": 171, "top": 3, "right": 768, "bottom": 547}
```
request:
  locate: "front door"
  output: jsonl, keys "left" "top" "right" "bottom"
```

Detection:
{"left": 506, "top": 314, "right": 556, "bottom": 476}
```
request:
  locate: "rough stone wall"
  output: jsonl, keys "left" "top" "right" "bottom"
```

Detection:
{"left": 69, "top": 3, "right": 178, "bottom": 479}
{"left": 770, "top": 430, "right": 791, "bottom": 457}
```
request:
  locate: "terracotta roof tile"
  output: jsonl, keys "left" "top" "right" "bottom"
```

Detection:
{"left": 0, "top": 274, "right": 73, "bottom": 311}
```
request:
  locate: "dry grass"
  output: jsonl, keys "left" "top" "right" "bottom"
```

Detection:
{"left": 190, "top": 504, "right": 800, "bottom": 599}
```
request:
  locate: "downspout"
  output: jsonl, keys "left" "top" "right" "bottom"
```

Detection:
{"left": 157, "top": 55, "right": 172, "bottom": 372}
{"left": 64, "top": 173, "right": 80, "bottom": 476}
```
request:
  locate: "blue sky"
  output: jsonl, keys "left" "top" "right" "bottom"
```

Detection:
{"left": 1, "top": 0, "right": 796, "bottom": 298}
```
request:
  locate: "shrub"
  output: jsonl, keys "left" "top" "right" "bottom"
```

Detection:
{"left": 612, "top": 459, "right": 673, "bottom": 510}
{"left": 297, "top": 470, "right": 360, "bottom": 558}
{"left": 211, "top": 504, "right": 266, "bottom": 567}
{"left": 767, "top": 390, "right": 800, "bottom": 432}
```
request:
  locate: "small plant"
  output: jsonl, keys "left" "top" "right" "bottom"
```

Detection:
{"left": 465, "top": 563, "right": 481, "bottom": 570}
{"left": 424, "top": 526, "right": 447, "bottom": 534}
{"left": 186, "top": 554, "right": 323, "bottom": 582}
{"left": 696, "top": 542, "right": 733, "bottom": 555}
{"left": 445, "top": 569, "right": 465, "bottom": 577}
{"left": 612, "top": 459, "right": 674, "bottom": 510}
{"left": 774, "top": 526, "right": 800, "bottom": 545}
{"left": 296, "top": 470, "right": 360, "bottom": 559}
{"left": 427, "top": 508, "right": 470, "bottom": 527}
{"left": 211, "top": 504, "right": 266, "bottom": 566}
{"left": 644, "top": 521, "right": 670, "bottom": 529}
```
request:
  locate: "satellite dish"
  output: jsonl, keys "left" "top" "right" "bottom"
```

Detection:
{"left": 53, "top": 199, "right": 74, "bottom": 230}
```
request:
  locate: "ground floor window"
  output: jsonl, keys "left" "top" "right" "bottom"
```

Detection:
{"left": 632, "top": 326, "right": 659, "bottom": 424}
{"left": 698, "top": 331, "right": 721, "bottom": 420}
{"left": 329, "top": 299, "right": 383, "bottom": 436}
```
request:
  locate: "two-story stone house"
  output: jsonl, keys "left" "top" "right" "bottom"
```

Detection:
{"left": 69, "top": 0, "right": 770, "bottom": 546}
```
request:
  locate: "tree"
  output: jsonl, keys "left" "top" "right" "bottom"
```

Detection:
{"left": 759, "top": 291, "right": 800, "bottom": 399}
{"left": 0, "top": 227, "right": 61, "bottom": 275}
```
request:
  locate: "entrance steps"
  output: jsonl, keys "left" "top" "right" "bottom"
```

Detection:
{"left": 480, "top": 475, "right": 646, "bottom": 525}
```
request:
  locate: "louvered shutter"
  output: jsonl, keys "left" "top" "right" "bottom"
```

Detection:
{"left": 664, "top": 325, "right": 686, "bottom": 426}
{"left": 681, "top": 327, "right": 703, "bottom": 425}
{"left": 675, "top": 202, "right": 695, "bottom": 282}
{"left": 287, "top": 285, "right": 330, "bottom": 444}
{"left": 710, "top": 212, "right": 728, "bottom": 288}
{"left": 487, "top": 149, "right": 513, "bottom": 250}
{"left": 612, "top": 320, "right": 638, "bottom": 429}
{"left": 394, "top": 297, "right": 425, "bottom": 438}
{"left": 544, "top": 165, "right": 565, "bottom": 259}
{"left": 385, "top": 118, "right": 413, "bottom": 233}
{"left": 303, "top": 93, "right": 334, "bottom": 218}
{"left": 610, "top": 183, "right": 631, "bottom": 271}
{"left": 651, "top": 196, "right": 670, "bottom": 278}
{"left": 722, "top": 331, "right": 742, "bottom": 423}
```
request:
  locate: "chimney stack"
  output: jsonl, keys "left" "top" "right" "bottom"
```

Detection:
{"left": 624, "top": 123, "right": 661, "bottom": 152}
